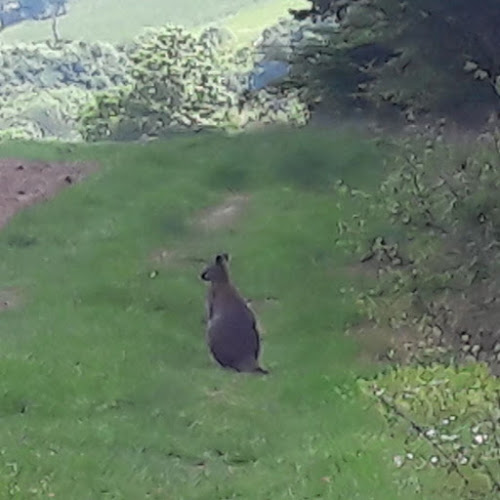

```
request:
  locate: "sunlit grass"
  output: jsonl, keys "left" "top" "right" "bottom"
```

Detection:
{"left": 0, "top": 128, "right": 429, "bottom": 498}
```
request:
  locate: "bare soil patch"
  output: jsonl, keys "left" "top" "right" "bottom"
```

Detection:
{"left": 0, "top": 287, "right": 22, "bottom": 311}
{"left": 347, "top": 320, "right": 424, "bottom": 367}
{"left": 429, "top": 282, "right": 500, "bottom": 376}
{"left": 343, "top": 261, "right": 379, "bottom": 283}
{"left": 195, "top": 194, "right": 250, "bottom": 231}
{"left": 0, "top": 157, "right": 97, "bottom": 230}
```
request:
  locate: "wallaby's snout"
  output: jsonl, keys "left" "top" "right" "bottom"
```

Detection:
{"left": 199, "top": 262, "right": 213, "bottom": 282}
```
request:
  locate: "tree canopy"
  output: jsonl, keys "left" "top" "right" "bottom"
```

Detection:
{"left": 288, "top": 0, "right": 500, "bottom": 123}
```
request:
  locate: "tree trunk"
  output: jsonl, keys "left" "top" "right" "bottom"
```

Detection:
{"left": 51, "top": 8, "right": 60, "bottom": 46}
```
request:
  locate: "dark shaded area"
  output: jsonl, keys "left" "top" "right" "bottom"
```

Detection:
{"left": 288, "top": 0, "right": 500, "bottom": 128}
{"left": 248, "top": 60, "right": 290, "bottom": 91}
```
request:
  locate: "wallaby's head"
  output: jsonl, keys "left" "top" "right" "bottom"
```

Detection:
{"left": 200, "top": 253, "right": 230, "bottom": 283}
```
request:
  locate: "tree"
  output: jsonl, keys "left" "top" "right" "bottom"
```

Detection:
{"left": 288, "top": 0, "right": 500, "bottom": 123}
{"left": 79, "top": 26, "right": 310, "bottom": 141}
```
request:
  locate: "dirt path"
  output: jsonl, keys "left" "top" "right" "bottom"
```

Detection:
{"left": 0, "top": 157, "right": 97, "bottom": 311}
{"left": 0, "top": 157, "right": 97, "bottom": 230}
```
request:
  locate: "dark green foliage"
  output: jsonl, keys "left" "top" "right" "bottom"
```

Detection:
{"left": 336, "top": 130, "right": 500, "bottom": 373}
{"left": 0, "top": 40, "right": 131, "bottom": 140}
{"left": 78, "top": 86, "right": 133, "bottom": 141}
{"left": 0, "top": 40, "right": 130, "bottom": 99}
{"left": 288, "top": 0, "right": 500, "bottom": 121}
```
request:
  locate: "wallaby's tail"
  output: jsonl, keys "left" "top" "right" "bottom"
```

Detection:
{"left": 254, "top": 366, "right": 270, "bottom": 375}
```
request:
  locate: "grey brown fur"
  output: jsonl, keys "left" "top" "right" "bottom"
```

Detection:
{"left": 200, "top": 253, "right": 269, "bottom": 375}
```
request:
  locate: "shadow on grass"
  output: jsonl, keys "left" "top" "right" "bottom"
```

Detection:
{"left": 203, "top": 127, "right": 386, "bottom": 192}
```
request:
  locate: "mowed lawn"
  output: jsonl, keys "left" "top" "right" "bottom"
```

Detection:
{"left": 0, "top": 129, "right": 419, "bottom": 499}
{"left": 0, "top": 0, "right": 307, "bottom": 44}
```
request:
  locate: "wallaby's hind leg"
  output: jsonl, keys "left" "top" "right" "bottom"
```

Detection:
{"left": 211, "top": 348, "right": 269, "bottom": 375}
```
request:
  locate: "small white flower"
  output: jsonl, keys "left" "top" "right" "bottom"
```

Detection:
{"left": 459, "top": 456, "right": 469, "bottom": 465}
{"left": 439, "top": 434, "right": 459, "bottom": 442}
{"left": 449, "top": 415, "right": 457, "bottom": 421}
{"left": 375, "top": 388, "right": 385, "bottom": 397}
{"left": 441, "top": 418, "right": 450, "bottom": 426}
{"left": 430, "top": 456, "right": 439, "bottom": 465}
{"left": 473, "top": 434, "right": 484, "bottom": 445}
{"left": 393, "top": 455, "right": 404, "bottom": 468}
{"left": 425, "top": 428, "right": 437, "bottom": 438}
{"left": 406, "top": 452, "right": 414, "bottom": 460}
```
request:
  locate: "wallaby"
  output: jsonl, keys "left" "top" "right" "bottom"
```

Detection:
{"left": 200, "top": 253, "right": 269, "bottom": 375}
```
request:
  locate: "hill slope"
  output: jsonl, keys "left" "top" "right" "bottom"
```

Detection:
{"left": 0, "top": 128, "right": 431, "bottom": 499}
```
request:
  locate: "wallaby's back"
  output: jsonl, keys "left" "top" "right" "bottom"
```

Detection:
{"left": 200, "top": 253, "right": 268, "bottom": 374}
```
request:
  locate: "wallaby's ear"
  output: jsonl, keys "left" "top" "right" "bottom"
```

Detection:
{"left": 216, "top": 253, "right": 230, "bottom": 264}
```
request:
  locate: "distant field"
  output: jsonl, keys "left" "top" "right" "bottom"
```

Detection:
{"left": 221, "top": 0, "right": 306, "bottom": 46}
{"left": 0, "top": 0, "right": 307, "bottom": 44}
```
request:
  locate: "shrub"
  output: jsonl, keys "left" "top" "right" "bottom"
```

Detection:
{"left": 288, "top": 0, "right": 500, "bottom": 121}
{"left": 0, "top": 40, "right": 131, "bottom": 99}
{"left": 0, "top": 40, "right": 131, "bottom": 141}
{"left": 359, "top": 363, "right": 500, "bottom": 499}
{"left": 79, "top": 25, "right": 311, "bottom": 142}
{"left": 335, "top": 130, "right": 500, "bottom": 373}
{"left": 0, "top": 87, "right": 95, "bottom": 141}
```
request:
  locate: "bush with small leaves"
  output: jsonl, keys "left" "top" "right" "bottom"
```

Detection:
{"left": 79, "top": 25, "right": 311, "bottom": 142}
{"left": 0, "top": 119, "right": 44, "bottom": 141}
{"left": 359, "top": 363, "right": 500, "bottom": 499}
{"left": 335, "top": 131, "right": 500, "bottom": 373}
{"left": 0, "top": 40, "right": 131, "bottom": 99}
{"left": 0, "top": 87, "right": 95, "bottom": 141}
{"left": 0, "top": 39, "right": 131, "bottom": 141}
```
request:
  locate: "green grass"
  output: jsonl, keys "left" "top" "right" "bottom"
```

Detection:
{"left": 0, "top": 0, "right": 305, "bottom": 44}
{"left": 0, "top": 128, "right": 427, "bottom": 498}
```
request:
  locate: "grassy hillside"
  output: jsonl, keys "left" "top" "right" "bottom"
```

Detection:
{"left": 0, "top": 0, "right": 306, "bottom": 44}
{"left": 0, "top": 128, "right": 437, "bottom": 499}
